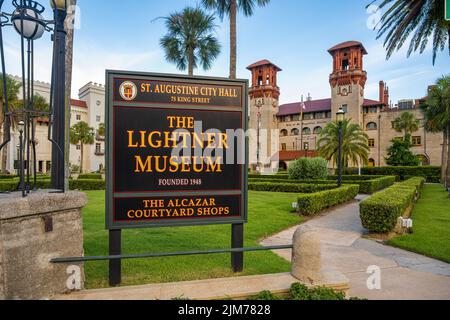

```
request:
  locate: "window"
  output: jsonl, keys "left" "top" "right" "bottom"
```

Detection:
{"left": 76, "top": 145, "right": 81, "bottom": 150}
{"left": 342, "top": 59, "right": 349, "bottom": 71}
{"left": 291, "top": 114, "right": 300, "bottom": 121}
{"left": 281, "top": 143, "right": 287, "bottom": 151}
{"left": 412, "top": 136, "right": 422, "bottom": 146}
{"left": 291, "top": 128, "right": 299, "bottom": 136}
{"left": 341, "top": 105, "right": 348, "bottom": 113}
{"left": 368, "top": 139, "right": 375, "bottom": 148}
{"left": 302, "top": 127, "right": 311, "bottom": 135}
{"left": 303, "top": 113, "right": 313, "bottom": 120}
{"left": 96, "top": 116, "right": 101, "bottom": 122}
{"left": 280, "top": 129, "right": 288, "bottom": 137}
{"left": 315, "top": 112, "right": 325, "bottom": 119}
{"left": 366, "top": 122, "right": 377, "bottom": 130}
{"left": 313, "top": 126, "right": 322, "bottom": 134}
{"left": 368, "top": 159, "right": 375, "bottom": 167}
{"left": 96, "top": 143, "right": 102, "bottom": 154}
{"left": 326, "top": 112, "right": 332, "bottom": 118}
{"left": 369, "top": 107, "right": 378, "bottom": 113}
{"left": 76, "top": 115, "right": 81, "bottom": 121}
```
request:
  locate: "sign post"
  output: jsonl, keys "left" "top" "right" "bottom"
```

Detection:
{"left": 105, "top": 71, "right": 248, "bottom": 285}
{"left": 447, "top": 0, "right": 450, "bottom": 21}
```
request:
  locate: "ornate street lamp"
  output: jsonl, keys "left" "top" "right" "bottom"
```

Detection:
{"left": 336, "top": 107, "right": 345, "bottom": 187}
{"left": 0, "top": 0, "right": 68, "bottom": 196}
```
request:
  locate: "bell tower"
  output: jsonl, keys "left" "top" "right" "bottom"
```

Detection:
{"left": 328, "top": 41, "right": 367, "bottom": 126}
{"left": 247, "top": 60, "right": 282, "bottom": 171}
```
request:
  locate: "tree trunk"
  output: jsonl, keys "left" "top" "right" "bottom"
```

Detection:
{"left": 441, "top": 128, "right": 448, "bottom": 185}
{"left": 229, "top": 0, "right": 237, "bottom": 79}
{"left": 188, "top": 50, "right": 194, "bottom": 76}
{"left": 446, "top": 125, "right": 450, "bottom": 188}
{"left": 80, "top": 142, "right": 83, "bottom": 173}
{"left": 1, "top": 121, "right": 8, "bottom": 173}
{"left": 64, "top": 0, "right": 77, "bottom": 187}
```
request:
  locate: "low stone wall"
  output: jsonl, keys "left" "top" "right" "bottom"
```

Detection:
{"left": 0, "top": 191, "right": 87, "bottom": 300}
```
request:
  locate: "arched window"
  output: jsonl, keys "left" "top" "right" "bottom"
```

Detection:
{"left": 368, "top": 159, "right": 376, "bottom": 167}
{"left": 313, "top": 126, "right": 322, "bottom": 134}
{"left": 302, "top": 127, "right": 311, "bottom": 135}
{"left": 366, "top": 122, "right": 377, "bottom": 130}
{"left": 291, "top": 128, "right": 299, "bottom": 136}
{"left": 280, "top": 129, "right": 288, "bottom": 137}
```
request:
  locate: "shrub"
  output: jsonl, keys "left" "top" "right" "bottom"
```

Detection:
{"left": 70, "top": 179, "right": 105, "bottom": 190}
{"left": 0, "top": 174, "right": 18, "bottom": 180}
{"left": 249, "top": 181, "right": 336, "bottom": 193}
{"left": 289, "top": 283, "right": 345, "bottom": 301}
{"left": 248, "top": 174, "right": 289, "bottom": 180}
{"left": 297, "top": 185, "right": 360, "bottom": 216}
{"left": 288, "top": 157, "right": 328, "bottom": 180}
{"left": 359, "top": 177, "right": 425, "bottom": 233}
{"left": 0, "top": 179, "right": 19, "bottom": 192}
{"left": 249, "top": 291, "right": 280, "bottom": 300}
{"left": 344, "top": 166, "right": 440, "bottom": 181}
{"left": 78, "top": 173, "right": 103, "bottom": 180}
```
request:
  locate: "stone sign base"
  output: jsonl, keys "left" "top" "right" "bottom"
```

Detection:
{"left": 0, "top": 191, "right": 87, "bottom": 300}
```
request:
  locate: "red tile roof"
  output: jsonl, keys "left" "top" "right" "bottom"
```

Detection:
{"left": 277, "top": 98, "right": 383, "bottom": 116}
{"left": 328, "top": 41, "right": 367, "bottom": 55}
{"left": 71, "top": 99, "right": 87, "bottom": 108}
{"left": 247, "top": 59, "right": 282, "bottom": 71}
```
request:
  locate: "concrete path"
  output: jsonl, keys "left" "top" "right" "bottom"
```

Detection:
{"left": 261, "top": 195, "right": 450, "bottom": 300}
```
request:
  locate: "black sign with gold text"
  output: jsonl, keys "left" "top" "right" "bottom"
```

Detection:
{"left": 106, "top": 71, "right": 248, "bottom": 229}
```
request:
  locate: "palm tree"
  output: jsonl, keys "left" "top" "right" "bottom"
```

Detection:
{"left": 370, "top": 0, "right": 450, "bottom": 64}
{"left": 393, "top": 111, "right": 420, "bottom": 138}
{"left": 422, "top": 75, "right": 450, "bottom": 185}
{"left": 160, "top": 7, "right": 221, "bottom": 76}
{"left": 0, "top": 74, "right": 21, "bottom": 173}
{"left": 317, "top": 119, "right": 370, "bottom": 167}
{"left": 70, "top": 121, "right": 94, "bottom": 173}
{"left": 202, "top": 0, "right": 270, "bottom": 79}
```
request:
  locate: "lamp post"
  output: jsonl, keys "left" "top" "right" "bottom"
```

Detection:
{"left": 18, "top": 121, "right": 25, "bottom": 197}
{"left": 50, "top": 0, "right": 68, "bottom": 191}
{"left": 304, "top": 141, "right": 309, "bottom": 158}
{"left": 0, "top": 0, "right": 69, "bottom": 196}
{"left": 336, "top": 107, "right": 345, "bottom": 187}
{"left": 255, "top": 99, "right": 263, "bottom": 173}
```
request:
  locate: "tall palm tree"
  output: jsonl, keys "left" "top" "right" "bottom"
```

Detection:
{"left": 202, "top": 0, "right": 270, "bottom": 79}
{"left": 370, "top": 0, "right": 450, "bottom": 64}
{"left": 0, "top": 74, "right": 21, "bottom": 173}
{"left": 70, "top": 121, "right": 94, "bottom": 173}
{"left": 160, "top": 7, "right": 221, "bottom": 76}
{"left": 317, "top": 119, "right": 370, "bottom": 167}
{"left": 423, "top": 75, "right": 450, "bottom": 185}
{"left": 393, "top": 111, "right": 420, "bottom": 138}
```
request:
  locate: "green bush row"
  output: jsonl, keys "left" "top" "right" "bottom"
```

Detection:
{"left": 0, "top": 174, "right": 18, "bottom": 180}
{"left": 359, "top": 177, "right": 425, "bottom": 233}
{"left": 248, "top": 181, "right": 337, "bottom": 193}
{"left": 77, "top": 173, "right": 103, "bottom": 180}
{"left": 344, "top": 166, "right": 440, "bottom": 180}
{"left": 0, "top": 178, "right": 106, "bottom": 192}
{"left": 248, "top": 174, "right": 289, "bottom": 180}
{"left": 250, "top": 283, "right": 347, "bottom": 301}
{"left": 297, "top": 185, "right": 360, "bottom": 216}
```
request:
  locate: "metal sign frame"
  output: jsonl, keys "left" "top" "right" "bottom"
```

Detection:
{"left": 105, "top": 70, "right": 249, "bottom": 230}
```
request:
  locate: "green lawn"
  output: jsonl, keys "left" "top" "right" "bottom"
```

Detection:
{"left": 388, "top": 184, "right": 450, "bottom": 263}
{"left": 83, "top": 191, "right": 302, "bottom": 288}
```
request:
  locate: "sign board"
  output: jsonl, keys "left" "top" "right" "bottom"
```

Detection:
{"left": 447, "top": 0, "right": 450, "bottom": 21}
{"left": 105, "top": 71, "right": 248, "bottom": 230}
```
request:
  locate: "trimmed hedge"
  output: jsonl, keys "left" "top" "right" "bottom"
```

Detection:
{"left": 344, "top": 166, "right": 440, "bottom": 181}
{"left": 77, "top": 173, "right": 103, "bottom": 180}
{"left": 359, "top": 177, "right": 425, "bottom": 233}
{"left": 0, "top": 174, "right": 18, "bottom": 180}
{"left": 0, "top": 178, "right": 105, "bottom": 191}
{"left": 248, "top": 181, "right": 337, "bottom": 193}
{"left": 248, "top": 174, "right": 289, "bottom": 180}
{"left": 297, "top": 185, "right": 360, "bottom": 216}
{"left": 250, "top": 175, "right": 395, "bottom": 194}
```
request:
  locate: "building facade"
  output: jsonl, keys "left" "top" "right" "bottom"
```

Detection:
{"left": 0, "top": 78, "right": 106, "bottom": 174}
{"left": 248, "top": 41, "right": 444, "bottom": 170}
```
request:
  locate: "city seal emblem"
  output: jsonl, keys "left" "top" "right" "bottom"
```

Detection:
{"left": 119, "top": 81, "right": 138, "bottom": 101}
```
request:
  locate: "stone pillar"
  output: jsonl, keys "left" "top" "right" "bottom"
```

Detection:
{"left": 0, "top": 191, "right": 87, "bottom": 300}
{"left": 291, "top": 226, "right": 322, "bottom": 284}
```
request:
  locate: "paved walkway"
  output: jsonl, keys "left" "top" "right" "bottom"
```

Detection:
{"left": 261, "top": 195, "right": 450, "bottom": 300}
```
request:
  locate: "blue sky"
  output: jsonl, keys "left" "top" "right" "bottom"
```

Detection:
{"left": 2, "top": 0, "right": 449, "bottom": 104}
